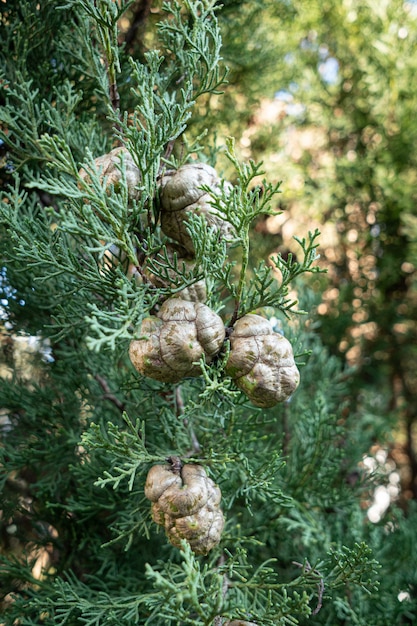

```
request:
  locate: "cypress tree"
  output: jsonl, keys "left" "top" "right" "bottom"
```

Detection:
{"left": 1, "top": 2, "right": 416, "bottom": 624}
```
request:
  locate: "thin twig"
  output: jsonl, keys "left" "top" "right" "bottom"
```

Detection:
{"left": 159, "top": 139, "right": 176, "bottom": 174}
{"left": 107, "top": 69, "right": 123, "bottom": 141}
{"left": 175, "top": 386, "right": 201, "bottom": 456}
{"left": 282, "top": 400, "right": 291, "bottom": 459}
{"left": 109, "top": 80, "right": 120, "bottom": 115}
{"left": 94, "top": 374, "right": 125, "bottom": 412}
{"left": 292, "top": 560, "right": 324, "bottom": 615}
{"left": 213, "top": 553, "right": 231, "bottom": 626}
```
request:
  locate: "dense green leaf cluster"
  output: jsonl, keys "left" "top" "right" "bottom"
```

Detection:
{"left": 1, "top": 1, "right": 416, "bottom": 625}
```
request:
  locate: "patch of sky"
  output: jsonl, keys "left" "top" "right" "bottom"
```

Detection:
{"left": 319, "top": 56, "right": 339, "bottom": 84}
{"left": 274, "top": 89, "right": 305, "bottom": 117}
{"left": 0, "top": 268, "right": 25, "bottom": 322}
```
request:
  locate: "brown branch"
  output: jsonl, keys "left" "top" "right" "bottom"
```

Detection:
{"left": 167, "top": 455, "right": 183, "bottom": 475}
{"left": 122, "top": 0, "right": 153, "bottom": 53}
{"left": 282, "top": 400, "right": 291, "bottom": 459}
{"left": 94, "top": 374, "right": 125, "bottom": 412}
{"left": 292, "top": 560, "right": 324, "bottom": 615}
{"left": 175, "top": 385, "right": 202, "bottom": 456}
{"left": 213, "top": 553, "right": 232, "bottom": 626}
{"left": 405, "top": 418, "right": 417, "bottom": 500}
{"left": 108, "top": 71, "right": 123, "bottom": 142}
{"left": 160, "top": 139, "right": 176, "bottom": 170}
{"left": 109, "top": 81, "right": 120, "bottom": 115}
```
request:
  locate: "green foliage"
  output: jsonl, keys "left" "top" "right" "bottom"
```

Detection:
{"left": 198, "top": 138, "right": 324, "bottom": 322}
{"left": 1, "top": 1, "right": 417, "bottom": 626}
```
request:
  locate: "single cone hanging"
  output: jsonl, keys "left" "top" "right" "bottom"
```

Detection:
{"left": 225, "top": 314, "right": 300, "bottom": 408}
{"left": 145, "top": 460, "right": 224, "bottom": 555}
{"left": 159, "top": 162, "right": 234, "bottom": 254}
